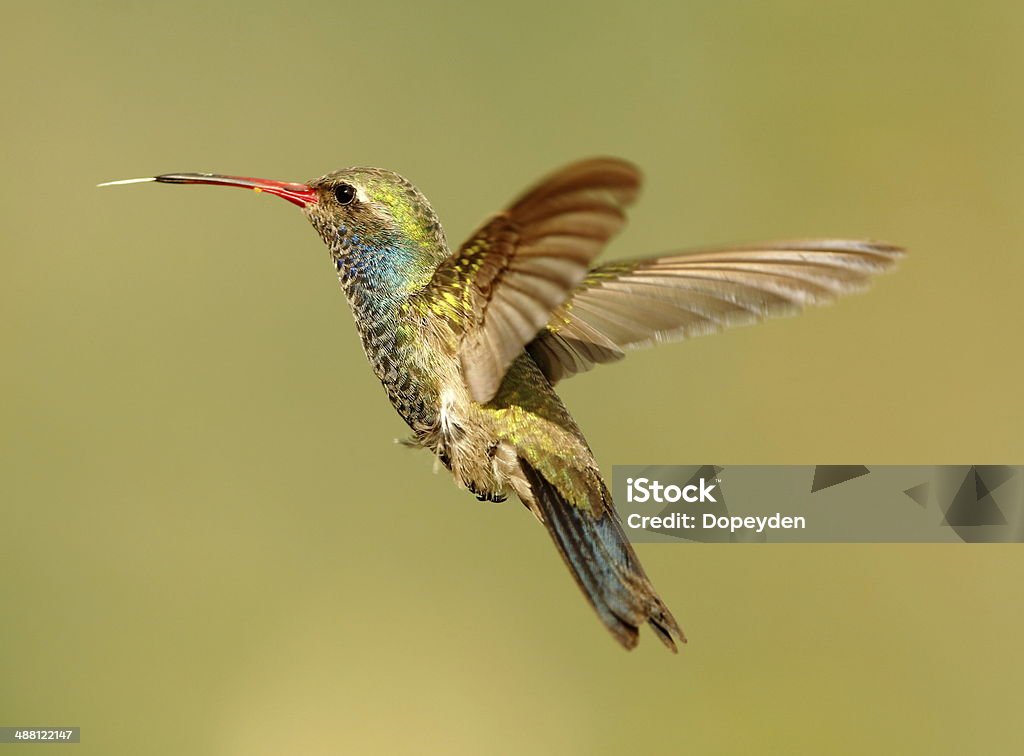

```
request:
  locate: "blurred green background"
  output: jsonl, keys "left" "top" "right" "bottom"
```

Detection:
{"left": 2, "top": 1, "right": 1023, "bottom": 753}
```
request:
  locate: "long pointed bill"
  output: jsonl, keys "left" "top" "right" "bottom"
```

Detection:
{"left": 98, "top": 173, "right": 319, "bottom": 207}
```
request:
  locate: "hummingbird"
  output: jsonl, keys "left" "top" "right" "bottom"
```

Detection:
{"left": 100, "top": 158, "right": 902, "bottom": 651}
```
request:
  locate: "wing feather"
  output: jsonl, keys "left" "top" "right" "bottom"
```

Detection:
{"left": 528, "top": 240, "right": 904, "bottom": 382}
{"left": 420, "top": 157, "right": 642, "bottom": 403}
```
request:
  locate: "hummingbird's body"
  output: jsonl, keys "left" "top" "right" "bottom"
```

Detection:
{"left": 305, "top": 167, "right": 684, "bottom": 645}
{"left": 102, "top": 159, "right": 903, "bottom": 651}
{"left": 314, "top": 171, "right": 591, "bottom": 503}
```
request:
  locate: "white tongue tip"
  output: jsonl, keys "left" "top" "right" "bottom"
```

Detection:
{"left": 96, "top": 177, "right": 157, "bottom": 187}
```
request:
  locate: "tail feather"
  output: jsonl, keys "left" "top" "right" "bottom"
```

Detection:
{"left": 519, "top": 458, "right": 685, "bottom": 651}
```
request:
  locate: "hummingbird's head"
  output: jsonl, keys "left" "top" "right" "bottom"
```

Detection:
{"left": 301, "top": 167, "right": 449, "bottom": 288}
{"left": 112, "top": 168, "right": 451, "bottom": 295}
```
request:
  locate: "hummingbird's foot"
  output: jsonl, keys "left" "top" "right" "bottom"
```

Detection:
{"left": 465, "top": 478, "right": 507, "bottom": 502}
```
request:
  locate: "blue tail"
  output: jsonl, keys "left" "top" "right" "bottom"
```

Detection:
{"left": 519, "top": 458, "right": 685, "bottom": 651}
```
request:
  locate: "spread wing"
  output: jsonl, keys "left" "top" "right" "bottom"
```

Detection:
{"left": 424, "top": 157, "right": 642, "bottom": 403}
{"left": 527, "top": 240, "right": 904, "bottom": 383}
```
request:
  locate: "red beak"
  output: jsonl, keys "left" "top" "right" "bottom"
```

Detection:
{"left": 152, "top": 173, "right": 319, "bottom": 207}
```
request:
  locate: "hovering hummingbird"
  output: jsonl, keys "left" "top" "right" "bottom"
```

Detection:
{"left": 100, "top": 159, "right": 902, "bottom": 651}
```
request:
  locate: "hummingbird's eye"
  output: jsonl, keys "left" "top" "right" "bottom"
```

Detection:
{"left": 334, "top": 183, "right": 357, "bottom": 206}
